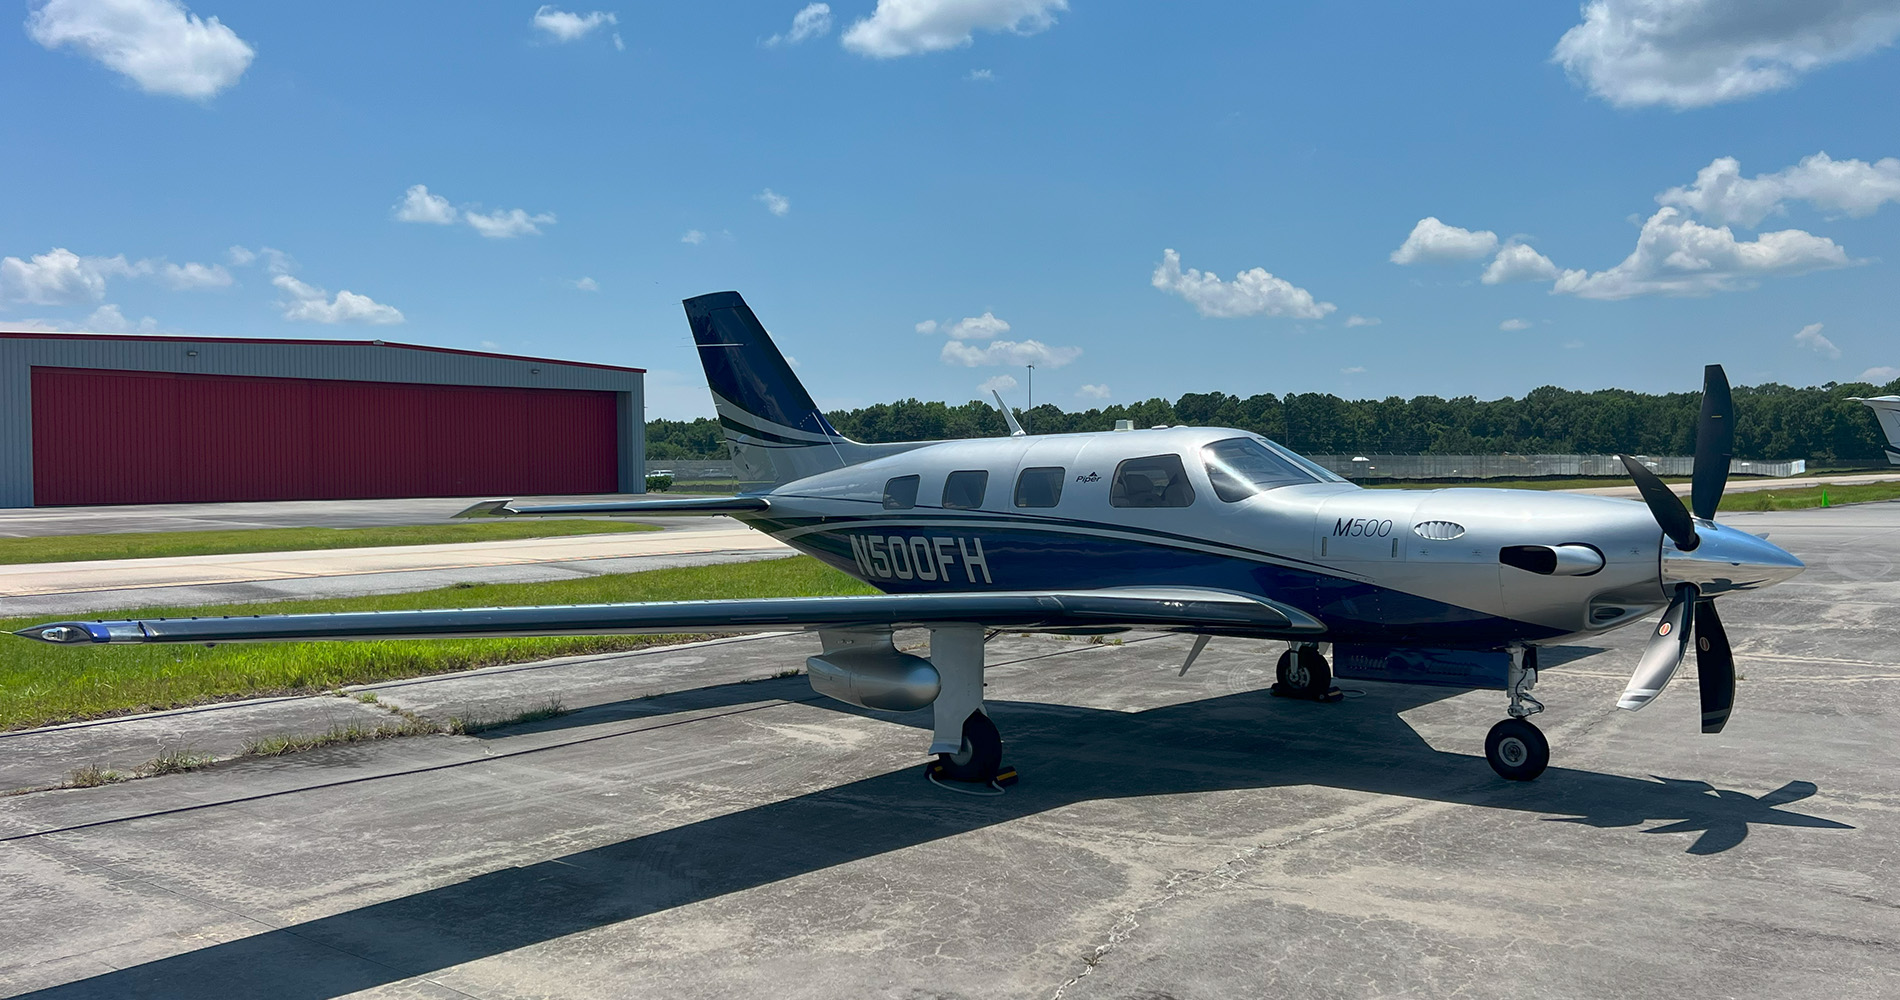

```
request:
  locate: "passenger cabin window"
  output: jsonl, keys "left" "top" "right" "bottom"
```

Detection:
{"left": 942, "top": 470, "right": 988, "bottom": 509}
{"left": 1202, "top": 437, "right": 1318, "bottom": 502}
{"left": 1111, "top": 454, "right": 1195, "bottom": 508}
{"left": 882, "top": 475, "right": 920, "bottom": 509}
{"left": 1014, "top": 466, "right": 1065, "bottom": 508}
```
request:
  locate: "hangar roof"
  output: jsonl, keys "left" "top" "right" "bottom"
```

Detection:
{"left": 0, "top": 331, "right": 644, "bottom": 374}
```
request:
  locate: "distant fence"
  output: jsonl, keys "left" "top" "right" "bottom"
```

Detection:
{"left": 644, "top": 460, "right": 740, "bottom": 481}
{"left": 648, "top": 454, "right": 1807, "bottom": 483}
{"left": 1305, "top": 455, "right": 1807, "bottom": 480}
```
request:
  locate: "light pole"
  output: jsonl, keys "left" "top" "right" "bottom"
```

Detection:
{"left": 1025, "top": 364, "right": 1035, "bottom": 434}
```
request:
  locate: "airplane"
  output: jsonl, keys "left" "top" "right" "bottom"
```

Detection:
{"left": 15, "top": 291, "right": 1806, "bottom": 785}
{"left": 1850, "top": 394, "right": 1900, "bottom": 465}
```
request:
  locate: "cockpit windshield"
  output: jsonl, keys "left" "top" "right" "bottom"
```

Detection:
{"left": 1201, "top": 437, "right": 1339, "bottom": 501}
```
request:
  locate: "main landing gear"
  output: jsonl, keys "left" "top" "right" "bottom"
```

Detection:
{"left": 1486, "top": 644, "right": 1550, "bottom": 781}
{"left": 922, "top": 625, "right": 1018, "bottom": 790}
{"left": 1272, "top": 642, "right": 1342, "bottom": 702}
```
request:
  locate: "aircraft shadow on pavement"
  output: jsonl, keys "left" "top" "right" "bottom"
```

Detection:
{"left": 23, "top": 676, "right": 1850, "bottom": 1000}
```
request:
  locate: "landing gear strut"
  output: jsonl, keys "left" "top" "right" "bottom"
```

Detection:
{"left": 1273, "top": 642, "right": 1340, "bottom": 701}
{"left": 923, "top": 625, "right": 1017, "bottom": 789}
{"left": 1486, "top": 644, "right": 1550, "bottom": 781}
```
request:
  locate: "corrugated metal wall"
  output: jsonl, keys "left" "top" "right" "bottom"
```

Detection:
{"left": 0, "top": 334, "right": 644, "bottom": 507}
{"left": 31, "top": 368, "right": 621, "bottom": 505}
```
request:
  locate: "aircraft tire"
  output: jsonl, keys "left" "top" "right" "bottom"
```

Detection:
{"left": 1277, "top": 648, "right": 1331, "bottom": 699}
{"left": 932, "top": 710, "right": 1003, "bottom": 784}
{"left": 1485, "top": 718, "right": 1550, "bottom": 781}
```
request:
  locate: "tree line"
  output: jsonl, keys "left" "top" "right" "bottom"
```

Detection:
{"left": 647, "top": 376, "right": 1900, "bottom": 465}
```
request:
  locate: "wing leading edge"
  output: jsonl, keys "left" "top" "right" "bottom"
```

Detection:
{"left": 16, "top": 588, "right": 1324, "bottom": 646}
{"left": 454, "top": 496, "right": 771, "bottom": 518}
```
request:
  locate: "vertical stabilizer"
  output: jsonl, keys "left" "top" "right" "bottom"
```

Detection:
{"left": 1852, "top": 396, "right": 1900, "bottom": 466}
{"left": 683, "top": 292, "right": 923, "bottom": 488}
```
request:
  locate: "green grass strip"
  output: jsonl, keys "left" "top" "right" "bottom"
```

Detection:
{"left": 0, "top": 555, "right": 875, "bottom": 732}
{"left": 0, "top": 519, "right": 662, "bottom": 566}
{"left": 1715, "top": 481, "right": 1900, "bottom": 511}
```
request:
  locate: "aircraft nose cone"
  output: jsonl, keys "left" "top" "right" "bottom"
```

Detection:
{"left": 1661, "top": 523, "right": 1804, "bottom": 596}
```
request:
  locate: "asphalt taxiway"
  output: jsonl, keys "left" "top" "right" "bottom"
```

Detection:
{"left": 1, "top": 502, "right": 1896, "bottom": 998}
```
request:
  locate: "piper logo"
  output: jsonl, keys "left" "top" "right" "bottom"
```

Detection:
{"left": 849, "top": 534, "right": 993, "bottom": 584}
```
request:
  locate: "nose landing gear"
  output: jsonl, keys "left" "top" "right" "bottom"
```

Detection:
{"left": 1486, "top": 644, "right": 1550, "bottom": 780}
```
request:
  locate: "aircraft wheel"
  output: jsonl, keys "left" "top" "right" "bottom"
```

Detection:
{"left": 931, "top": 710, "right": 1002, "bottom": 784}
{"left": 1485, "top": 718, "right": 1550, "bottom": 781}
{"left": 1277, "top": 647, "right": 1331, "bottom": 699}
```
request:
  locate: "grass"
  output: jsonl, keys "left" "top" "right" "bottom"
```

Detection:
{"left": 447, "top": 697, "right": 568, "bottom": 735}
{"left": 0, "top": 555, "right": 875, "bottom": 732}
{"left": 1715, "top": 480, "right": 1900, "bottom": 511}
{"left": 240, "top": 717, "right": 443, "bottom": 757}
{"left": 0, "top": 519, "right": 662, "bottom": 566}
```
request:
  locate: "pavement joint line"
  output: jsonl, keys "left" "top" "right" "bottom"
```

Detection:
{"left": 0, "top": 697, "right": 827, "bottom": 844}
{"left": 0, "top": 634, "right": 1166, "bottom": 838}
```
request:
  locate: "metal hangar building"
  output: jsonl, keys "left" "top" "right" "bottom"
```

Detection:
{"left": 0, "top": 332, "right": 645, "bottom": 508}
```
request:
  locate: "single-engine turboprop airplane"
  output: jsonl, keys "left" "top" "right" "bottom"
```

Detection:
{"left": 17, "top": 292, "right": 1806, "bottom": 783}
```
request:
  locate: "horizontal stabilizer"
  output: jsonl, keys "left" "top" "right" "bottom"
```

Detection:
{"left": 453, "top": 496, "right": 771, "bottom": 518}
{"left": 16, "top": 587, "right": 1326, "bottom": 646}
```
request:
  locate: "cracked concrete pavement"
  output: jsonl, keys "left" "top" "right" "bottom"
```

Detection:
{"left": 1, "top": 502, "right": 1896, "bottom": 998}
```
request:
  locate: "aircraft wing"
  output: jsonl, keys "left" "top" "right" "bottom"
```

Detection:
{"left": 454, "top": 496, "right": 771, "bottom": 518}
{"left": 14, "top": 588, "right": 1326, "bottom": 646}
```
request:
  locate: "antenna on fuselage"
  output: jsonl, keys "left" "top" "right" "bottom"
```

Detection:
{"left": 991, "top": 390, "right": 1027, "bottom": 437}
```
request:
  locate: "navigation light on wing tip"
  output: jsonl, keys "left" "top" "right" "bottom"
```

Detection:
{"left": 19, "top": 624, "right": 93, "bottom": 644}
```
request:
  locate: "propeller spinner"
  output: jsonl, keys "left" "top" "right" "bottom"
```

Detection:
{"left": 1614, "top": 365, "right": 1802, "bottom": 733}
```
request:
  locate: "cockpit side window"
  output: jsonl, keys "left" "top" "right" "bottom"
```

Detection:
{"left": 1202, "top": 437, "right": 1317, "bottom": 502}
{"left": 1013, "top": 467, "right": 1065, "bottom": 508}
{"left": 942, "top": 470, "right": 988, "bottom": 509}
{"left": 1111, "top": 454, "right": 1195, "bottom": 508}
{"left": 882, "top": 475, "right": 920, "bottom": 510}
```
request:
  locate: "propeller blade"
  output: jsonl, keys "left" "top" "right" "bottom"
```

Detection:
{"left": 1691, "top": 364, "right": 1734, "bottom": 520}
{"left": 1619, "top": 454, "right": 1699, "bottom": 551}
{"left": 1694, "top": 599, "right": 1735, "bottom": 733}
{"left": 1620, "top": 583, "right": 1698, "bottom": 711}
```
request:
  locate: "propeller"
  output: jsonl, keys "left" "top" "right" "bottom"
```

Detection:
{"left": 1614, "top": 365, "right": 1738, "bottom": 733}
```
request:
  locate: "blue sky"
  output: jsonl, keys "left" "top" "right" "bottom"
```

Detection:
{"left": 4, "top": 1, "right": 1899, "bottom": 419}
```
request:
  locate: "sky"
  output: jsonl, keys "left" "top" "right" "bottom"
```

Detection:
{"left": 4, "top": 0, "right": 1899, "bottom": 420}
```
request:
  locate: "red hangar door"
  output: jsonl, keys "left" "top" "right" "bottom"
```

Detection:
{"left": 29, "top": 367, "right": 621, "bottom": 505}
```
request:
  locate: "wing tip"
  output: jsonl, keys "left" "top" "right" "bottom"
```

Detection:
{"left": 453, "top": 499, "right": 518, "bottom": 519}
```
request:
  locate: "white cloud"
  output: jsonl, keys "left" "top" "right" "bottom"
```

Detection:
{"left": 11, "top": 303, "right": 160, "bottom": 334}
{"left": 1482, "top": 242, "right": 1563, "bottom": 284}
{"left": 1794, "top": 322, "right": 1841, "bottom": 359}
{"left": 1150, "top": 249, "right": 1335, "bottom": 319}
{"left": 1862, "top": 366, "right": 1900, "bottom": 382}
{"left": 941, "top": 338, "right": 1080, "bottom": 368}
{"left": 1076, "top": 383, "right": 1110, "bottom": 399}
{"left": 1550, "top": 207, "right": 1854, "bottom": 299}
{"left": 1341, "top": 366, "right": 1367, "bottom": 375}
{"left": 979, "top": 374, "right": 1017, "bottom": 392}
{"left": 968, "top": 68, "right": 994, "bottom": 81}
{"left": 464, "top": 207, "right": 557, "bottom": 239}
{"left": 570, "top": 276, "right": 599, "bottom": 291}
{"left": 757, "top": 188, "right": 791, "bottom": 216}
{"left": 27, "top": 0, "right": 254, "bottom": 99}
{"left": 226, "top": 245, "right": 255, "bottom": 267}
{"left": 531, "top": 5, "right": 618, "bottom": 42}
{"left": 272, "top": 274, "right": 404, "bottom": 325}
{"left": 842, "top": 0, "right": 1066, "bottom": 58}
{"left": 1553, "top": 0, "right": 1900, "bottom": 109}
{"left": 915, "top": 320, "right": 939, "bottom": 335}
{"left": 946, "top": 311, "right": 1010, "bottom": 339}
{"left": 1390, "top": 217, "right": 1499, "bottom": 265}
{"left": 766, "top": 3, "right": 832, "bottom": 46}
{"left": 681, "top": 229, "right": 707, "bottom": 245}
{"left": 1657, "top": 152, "right": 1900, "bottom": 227}
{"left": 1, "top": 248, "right": 118, "bottom": 305}
{"left": 1500, "top": 318, "right": 1533, "bottom": 331}
{"left": 157, "top": 260, "right": 231, "bottom": 290}
{"left": 229, "top": 245, "right": 292, "bottom": 274}
{"left": 394, "top": 184, "right": 458, "bottom": 225}
{"left": 1343, "top": 315, "right": 1380, "bottom": 327}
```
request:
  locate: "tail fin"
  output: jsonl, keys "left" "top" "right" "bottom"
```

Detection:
{"left": 1852, "top": 396, "right": 1900, "bottom": 465}
{"left": 684, "top": 291, "right": 920, "bottom": 488}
